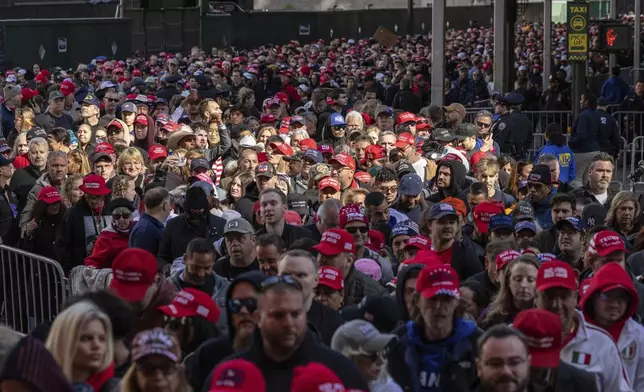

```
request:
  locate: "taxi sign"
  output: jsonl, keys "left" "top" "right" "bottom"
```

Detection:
{"left": 566, "top": 3, "right": 589, "bottom": 62}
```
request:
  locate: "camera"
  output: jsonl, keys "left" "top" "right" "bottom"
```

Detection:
{"left": 629, "top": 160, "right": 644, "bottom": 182}
{"left": 421, "top": 139, "right": 447, "bottom": 161}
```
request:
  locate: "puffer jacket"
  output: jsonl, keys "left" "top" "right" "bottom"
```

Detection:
{"left": 84, "top": 224, "right": 130, "bottom": 269}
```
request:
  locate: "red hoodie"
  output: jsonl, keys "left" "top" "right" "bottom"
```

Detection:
{"left": 84, "top": 225, "right": 130, "bottom": 269}
{"left": 580, "top": 262, "right": 639, "bottom": 342}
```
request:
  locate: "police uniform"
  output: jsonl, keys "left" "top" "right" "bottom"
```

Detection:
{"left": 492, "top": 93, "right": 531, "bottom": 159}
{"left": 621, "top": 93, "right": 644, "bottom": 111}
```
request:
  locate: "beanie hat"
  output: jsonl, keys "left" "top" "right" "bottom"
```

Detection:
{"left": 3, "top": 84, "right": 21, "bottom": 102}
{"left": 183, "top": 186, "right": 210, "bottom": 211}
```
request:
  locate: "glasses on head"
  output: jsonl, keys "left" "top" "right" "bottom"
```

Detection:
{"left": 163, "top": 315, "right": 192, "bottom": 331}
{"left": 476, "top": 121, "right": 491, "bottom": 128}
{"left": 227, "top": 298, "right": 258, "bottom": 313}
{"left": 113, "top": 212, "right": 131, "bottom": 220}
{"left": 136, "top": 361, "right": 178, "bottom": 376}
{"left": 261, "top": 274, "right": 302, "bottom": 292}
{"left": 345, "top": 226, "right": 369, "bottom": 234}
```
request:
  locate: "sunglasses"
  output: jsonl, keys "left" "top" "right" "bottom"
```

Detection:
{"left": 476, "top": 121, "right": 491, "bottom": 128}
{"left": 346, "top": 226, "right": 369, "bottom": 234}
{"left": 107, "top": 98, "right": 119, "bottom": 103}
{"left": 227, "top": 298, "right": 258, "bottom": 313}
{"left": 261, "top": 275, "right": 302, "bottom": 292}
{"left": 112, "top": 213, "right": 131, "bottom": 220}
{"left": 163, "top": 316, "right": 192, "bottom": 331}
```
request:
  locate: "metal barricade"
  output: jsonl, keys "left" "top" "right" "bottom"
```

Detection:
{"left": 523, "top": 111, "right": 573, "bottom": 134}
{"left": 620, "top": 136, "right": 629, "bottom": 186}
{"left": 530, "top": 133, "right": 571, "bottom": 160}
{"left": 630, "top": 136, "right": 644, "bottom": 186}
{"left": 612, "top": 111, "right": 644, "bottom": 144}
{"left": 0, "top": 246, "right": 68, "bottom": 334}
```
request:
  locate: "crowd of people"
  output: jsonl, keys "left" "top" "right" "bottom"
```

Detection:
{"left": 0, "top": 13, "right": 643, "bottom": 392}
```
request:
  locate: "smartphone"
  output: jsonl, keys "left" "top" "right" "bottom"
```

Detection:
{"left": 181, "top": 90, "right": 190, "bottom": 97}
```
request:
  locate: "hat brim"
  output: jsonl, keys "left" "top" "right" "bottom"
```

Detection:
{"left": 595, "top": 246, "right": 629, "bottom": 257}
{"left": 537, "top": 281, "right": 577, "bottom": 292}
{"left": 240, "top": 145, "right": 263, "bottom": 152}
{"left": 110, "top": 279, "right": 149, "bottom": 302}
{"left": 555, "top": 220, "right": 581, "bottom": 232}
{"left": 429, "top": 211, "right": 458, "bottom": 221}
{"left": 474, "top": 220, "right": 489, "bottom": 234}
{"left": 362, "top": 333, "right": 398, "bottom": 353}
{"left": 80, "top": 185, "right": 110, "bottom": 196}
{"left": 157, "top": 303, "right": 193, "bottom": 319}
{"left": 167, "top": 130, "right": 195, "bottom": 151}
{"left": 490, "top": 225, "right": 514, "bottom": 233}
{"left": 312, "top": 243, "right": 344, "bottom": 256}
{"left": 529, "top": 348, "right": 561, "bottom": 368}
{"left": 393, "top": 141, "right": 411, "bottom": 149}
{"left": 420, "top": 286, "right": 459, "bottom": 300}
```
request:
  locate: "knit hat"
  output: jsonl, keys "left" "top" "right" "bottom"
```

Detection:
{"left": 0, "top": 334, "right": 74, "bottom": 392}
{"left": 183, "top": 186, "right": 210, "bottom": 211}
{"left": 3, "top": 85, "right": 21, "bottom": 103}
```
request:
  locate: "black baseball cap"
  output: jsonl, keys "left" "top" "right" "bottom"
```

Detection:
{"left": 527, "top": 164, "right": 553, "bottom": 186}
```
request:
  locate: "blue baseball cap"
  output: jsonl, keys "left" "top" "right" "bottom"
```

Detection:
{"left": 428, "top": 203, "right": 458, "bottom": 221}
{"left": 0, "top": 156, "right": 14, "bottom": 167}
{"left": 555, "top": 217, "right": 582, "bottom": 232}
{"left": 329, "top": 113, "right": 346, "bottom": 127}
{"left": 390, "top": 221, "right": 420, "bottom": 239}
{"left": 400, "top": 173, "right": 423, "bottom": 196}
{"left": 515, "top": 221, "right": 537, "bottom": 234}
{"left": 302, "top": 149, "right": 323, "bottom": 164}
{"left": 81, "top": 92, "right": 100, "bottom": 107}
{"left": 489, "top": 214, "right": 514, "bottom": 232}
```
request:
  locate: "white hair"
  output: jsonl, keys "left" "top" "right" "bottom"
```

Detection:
{"left": 28, "top": 137, "right": 48, "bottom": 152}
{"left": 292, "top": 129, "right": 308, "bottom": 139}
{"left": 345, "top": 110, "right": 364, "bottom": 128}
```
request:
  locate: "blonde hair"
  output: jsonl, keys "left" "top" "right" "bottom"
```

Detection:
{"left": 341, "top": 188, "right": 369, "bottom": 205}
{"left": 68, "top": 149, "right": 92, "bottom": 176}
{"left": 475, "top": 157, "right": 500, "bottom": 176}
{"left": 45, "top": 301, "right": 114, "bottom": 381}
{"left": 117, "top": 147, "right": 145, "bottom": 172}
{"left": 111, "top": 174, "right": 135, "bottom": 199}
{"left": 11, "top": 132, "right": 28, "bottom": 158}
{"left": 62, "top": 174, "right": 84, "bottom": 208}
{"left": 607, "top": 191, "right": 640, "bottom": 230}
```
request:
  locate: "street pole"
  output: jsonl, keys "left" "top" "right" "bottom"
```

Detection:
{"left": 609, "top": 0, "right": 617, "bottom": 69}
{"left": 636, "top": 0, "right": 642, "bottom": 81}
{"left": 408, "top": 0, "right": 414, "bottom": 35}
{"left": 543, "top": 0, "right": 552, "bottom": 87}
{"left": 430, "top": 0, "right": 445, "bottom": 106}
{"left": 493, "top": 0, "right": 508, "bottom": 93}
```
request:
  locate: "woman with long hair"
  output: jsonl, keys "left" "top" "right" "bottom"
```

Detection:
{"left": 237, "top": 87, "right": 261, "bottom": 118}
{"left": 120, "top": 328, "right": 190, "bottom": 392}
{"left": 23, "top": 186, "right": 67, "bottom": 259}
{"left": 607, "top": 190, "right": 641, "bottom": 247}
{"left": 61, "top": 174, "right": 84, "bottom": 208}
{"left": 45, "top": 301, "right": 115, "bottom": 392}
{"left": 480, "top": 254, "right": 539, "bottom": 329}
{"left": 222, "top": 171, "right": 253, "bottom": 210}
{"left": 76, "top": 123, "right": 95, "bottom": 156}
{"left": 11, "top": 131, "right": 30, "bottom": 169}
{"left": 67, "top": 149, "right": 92, "bottom": 176}
{"left": 256, "top": 126, "right": 277, "bottom": 146}
{"left": 504, "top": 160, "right": 533, "bottom": 200}
{"left": 116, "top": 147, "right": 146, "bottom": 192}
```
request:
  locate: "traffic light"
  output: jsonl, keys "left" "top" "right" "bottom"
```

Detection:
{"left": 597, "top": 23, "right": 632, "bottom": 52}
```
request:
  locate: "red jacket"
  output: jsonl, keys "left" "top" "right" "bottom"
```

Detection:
{"left": 84, "top": 226, "right": 129, "bottom": 269}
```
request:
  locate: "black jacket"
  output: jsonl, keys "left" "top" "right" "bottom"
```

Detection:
{"left": 255, "top": 223, "right": 312, "bottom": 249}
{"left": 211, "top": 329, "right": 370, "bottom": 391}
{"left": 185, "top": 271, "right": 265, "bottom": 392}
{"left": 392, "top": 89, "right": 422, "bottom": 114}
{"left": 596, "top": 108, "right": 621, "bottom": 157}
{"left": 0, "top": 186, "right": 19, "bottom": 246}
{"left": 307, "top": 300, "right": 344, "bottom": 346}
{"left": 505, "top": 110, "right": 534, "bottom": 160}
{"left": 426, "top": 160, "right": 468, "bottom": 204}
{"left": 570, "top": 184, "right": 616, "bottom": 209}
{"left": 550, "top": 361, "right": 599, "bottom": 392}
{"left": 534, "top": 226, "right": 559, "bottom": 254}
{"left": 55, "top": 199, "right": 111, "bottom": 272}
{"left": 213, "top": 256, "right": 259, "bottom": 281}
{"left": 450, "top": 240, "right": 485, "bottom": 281}
{"left": 157, "top": 213, "right": 226, "bottom": 267}
{"left": 344, "top": 265, "right": 387, "bottom": 306}
{"left": 10, "top": 165, "right": 42, "bottom": 214}
{"left": 24, "top": 215, "right": 62, "bottom": 260}
{"left": 395, "top": 264, "right": 425, "bottom": 321}
{"left": 236, "top": 181, "right": 260, "bottom": 223}
{"left": 465, "top": 271, "right": 498, "bottom": 305}
{"left": 302, "top": 222, "right": 321, "bottom": 243}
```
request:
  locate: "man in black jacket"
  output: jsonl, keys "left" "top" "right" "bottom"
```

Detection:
{"left": 184, "top": 271, "right": 264, "bottom": 392}
{"left": 208, "top": 277, "right": 369, "bottom": 391}
{"left": 157, "top": 187, "right": 226, "bottom": 268}
{"left": 277, "top": 249, "right": 344, "bottom": 346}
{"left": 255, "top": 188, "right": 311, "bottom": 249}
{"left": 0, "top": 156, "right": 19, "bottom": 246}
{"left": 465, "top": 239, "right": 515, "bottom": 307}
{"left": 392, "top": 79, "right": 421, "bottom": 114}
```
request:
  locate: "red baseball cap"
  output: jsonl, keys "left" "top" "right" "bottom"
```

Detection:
{"left": 416, "top": 264, "right": 460, "bottom": 299}
{"left": 473, "top": 201, "right": 505, "bottom": 234}
{"left": 416, "top": 117, "right": 432, "bottom": 130}
{"left": 354, "top": 171, "right": 372, "bottom": 183}
{"left": 317, "top": 266, "right": 344, "bottom": 290}
{"left": 259, "top": 114, "right": 276, "bottom": 124}
{"left": 318, "top": 144, "right": 334, "bottom": 155}
{"left": 536, "top": 260, "right": 578, "bottom": 292}
{"left": 79, "top": 174, "right": 110, "bottom": 196}
{"left": 60, "top": 81, "right": 76, "bottom": 97}
{"left": 496, "top": 249, "right": 521, "bottom": 271}
{"left": 109, "top": 248, "right": 158, "bottom": 302}
{"left": 299, "top": 138, "right": 317, "bottom": 151}
{"left": 135, "top": 114, "right": 149, "bottom": 126}
{"left": 37, "top": 186, "right": 61, "bottom": 204}
{"left": 157, "top": 288, "right": 221, "bottom": 324}
{"left": 366, "top": 229, "right": 384, "bottom": 251}
{"left": 269, "top": 142, "right": 294, "bottom": 156}
{"left": 397, "top": 112, "right": 416, "bottom": 125}
{"left": 365, "top": 145, "right": 385, "bottom": 160}
{"left": 312, "top": 228, "right": 356, "bottom": 256}
{"left": 318, "top": 177, "right": 340, "bottom": 192}
{"left": 209, "top": 359, "right": 265, "bottom": 392}
{"left": 339, "top": 205, "right": 369, "bottom": 228}
{"left": 587, "top": 230, "right": 628, "bottom": 257}
{"left": 394, "top": 132, "right": 415, "bottom": 149}
{"left": 148, "top": 145, "right": 168, "bottom": 161}
{"left": 291, "top": 362, "right": 344, "bottom": 392}
{"left": 513, "top": 309, "right": 562, "bottom": 368}
{"left": 284, "top": 210, "right": 302, "bottom": 226}
{"left": 93, "top": 141, "right": 116, "bottom": 155}
{"left": 404, "top": 236, "right": 431, "bottom": 251}
{"left": 441, "top": 197, "right": 467, "bottom": 218}
{"left": 329, "top": 153, "right": 356, "bottom": 171}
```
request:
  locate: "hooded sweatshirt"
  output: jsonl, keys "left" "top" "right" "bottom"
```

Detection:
{"left": 395, "top": 264, "right": 425, "bottom": 321}
{"left": 132, "top": 113, "right": 157, "bottom": 152}
{"left": 184, "top": 271, "right": 264, "bottom": 392}
{"left": 581, "top": 262, "right": 644, "bottom": 390}
{"left": 426, "top": 160, "right": 467, "bottom": 204}
{"left": 107, "top": 118, "right": 132, "bottom": 145}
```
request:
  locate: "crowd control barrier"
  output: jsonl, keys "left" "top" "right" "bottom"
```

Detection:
{"left": 0, "top": 245, "right": 68, "bottom": 334}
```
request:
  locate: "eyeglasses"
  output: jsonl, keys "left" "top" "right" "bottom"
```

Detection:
{"left": 163, "top": 315, "right": 192, "bottom": 331}
{"left": 106, "top": 98, "right": 119, "bottom": 103}
{"left": 345, "top": 226, "right": 369, "bottom": 234}
{"left": 379, "top": 186, "right": 398, "bottom": 194}
{"left": 599, "top": 291, "right": 630, "bottom": 302}
{"left": 261, "top": 274, "right": 302, "bottom": 292}
{"left": 136, "top": 361, "right": 178, "bottom": 376}
{"left": 107, "top": 128, "right": 123, "bottom": 136}
{"left": 112, "top": 213, "right": 131, "bottom": 220}
{"left": 476, "top": 121, "right": 491, "bottom": 128}
{"left": 227, "top": 298, "right": 258, "bottom": 313}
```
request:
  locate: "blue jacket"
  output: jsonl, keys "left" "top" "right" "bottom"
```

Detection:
{"left": 388, "top": 318, "right": 480, "bottom": 392}
{"left": 0, "top": 103, "right": 16, "bottom": 139}
{"left": 600, "top": 76, "right": 631, "bottom": 105}
{"left": 129, "top": 213, "right": 165, "bottom": 255}
{"left": 569, "top": 108, "right": 600, "bottom": 153}
{"left": 533, "top": 190, "right": 556, "bottom": 229}
{"left": 534, "top": 142, "right": 577, "bottom": 184}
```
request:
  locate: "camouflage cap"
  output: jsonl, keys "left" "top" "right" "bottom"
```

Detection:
{"left": 310, "top": 163, "right": 332, "bottom": 181}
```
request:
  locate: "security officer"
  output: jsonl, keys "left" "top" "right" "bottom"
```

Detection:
{"left": 596, "top": 97, "right": 621, "bottom": 158}
{"left": 621, "top": 80, "right": 644, "bottom": 111}
{"left": 492, "top": 93, "right": 532, "bottom": 159}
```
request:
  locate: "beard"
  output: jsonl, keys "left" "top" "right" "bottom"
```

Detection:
{"left": 478, "top": 375, "right": 530, "bottom": 392}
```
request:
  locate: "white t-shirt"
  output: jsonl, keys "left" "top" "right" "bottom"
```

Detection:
{"left": 412, "top": 158, "right": 428, "bottom": 182}
{"left": 595, "top": 192, "right": 608, "bottom": 205}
